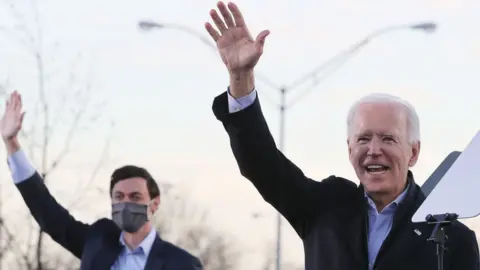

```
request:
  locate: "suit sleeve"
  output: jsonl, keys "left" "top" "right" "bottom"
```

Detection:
{"left": 212, "top": 91, "right": 356, "bottom": 238}
{"left": 10, "top": 152, "right": 89, "bottom": 259}
{"left": 191, "top": 257, "right": 203, "bottom": 270}
{"left": 449, "top": 229, "right": 479, "bottom": 270}
{"left": 176, "top": 260, "right": 202, "bottom": 270}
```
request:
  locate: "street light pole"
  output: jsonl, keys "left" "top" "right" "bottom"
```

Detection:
{"left": 269, "top": 23, "right": 436, "bottom": 270}
{"left": 138, "top": 20, "right": 281, "bottom": 95}
{"left": 137, "top": 20, "right": 437, "bottom": 270}
{"left": 276, "top": 86, "right": 287, "bottom": 270}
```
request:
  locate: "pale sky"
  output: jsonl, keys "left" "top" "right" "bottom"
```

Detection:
{"left": 0, "top": 0, "right": 479, "bottom": 269}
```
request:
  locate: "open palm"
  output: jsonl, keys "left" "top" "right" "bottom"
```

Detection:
{"left": 205, "top": 2, "right": 270, "bottom": 72}
{"left": 0, "top": 91, "right": 25, "bottom": 140}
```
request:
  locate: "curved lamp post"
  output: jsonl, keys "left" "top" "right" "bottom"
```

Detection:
{"left": 138, "top": 19, "right": 437, "bottom": 270}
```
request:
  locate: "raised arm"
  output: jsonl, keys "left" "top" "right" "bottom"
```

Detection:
{"left": 0, "top": 91, "right": 89, "bottom": 258}
{"left": 205, "top": 2, "right": 356, "bottom": 238}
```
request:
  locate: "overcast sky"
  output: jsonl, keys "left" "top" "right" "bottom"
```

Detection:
{"left": 0, "top": 0, "right": 479, "bottom": 268}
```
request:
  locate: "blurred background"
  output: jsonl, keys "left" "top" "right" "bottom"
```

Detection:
{"left": 0, "top": 0, "right": 479, "bottom": 269}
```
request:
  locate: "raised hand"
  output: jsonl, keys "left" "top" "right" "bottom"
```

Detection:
{"left": 0, "top": 91, "right": 25, "bottom": 141}
{"left": 205, "top": 1, "right": 270, "bottom": 73}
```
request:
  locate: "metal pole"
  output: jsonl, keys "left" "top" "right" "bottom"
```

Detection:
{"left": 275, "top": 87, "right": 287, "bottom": 270}
{"left": 137, "top": 21, "right": 436, "bottom": 270}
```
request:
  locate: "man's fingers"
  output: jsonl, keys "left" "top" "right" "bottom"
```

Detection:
{"left": 205, "top": 22, "right": 221, "bottom": 42}
{"left": 10, "top": 94, "right": 17, "bottom": 111}
{"left": 18, "top": 112, "right": 25, "bottom": 126}
{"left": 254, "top": 30, "right": 270, "bottom": 51}
{"left": 217, "top": 1, "right": 235, "bottom": 28}
{"left": 17, "top": 91, "right": 22, "bottom": 110}
{"left": 228, "top": 2, "right": 246, "bottom": 27}
{"left": 209, "top": 9, "right": 227, "bottom": 33}
{"left": 12, "top": 92, "right": 20, "bottom": 112}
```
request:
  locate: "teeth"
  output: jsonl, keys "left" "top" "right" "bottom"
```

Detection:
{"left": 367, "top": 165, "right": 383, "bottom": 169}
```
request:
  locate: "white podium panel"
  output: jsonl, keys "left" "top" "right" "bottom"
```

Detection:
{"left": 413, "top": 131, "right": 480, "bottom": 223}
{"left": 420, "top": 151, "right": 461, "bottom": 198}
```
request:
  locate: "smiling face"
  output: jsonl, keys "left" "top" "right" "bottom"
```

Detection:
{"left": 348, "top": 102, "right": 420, "bottom": 206}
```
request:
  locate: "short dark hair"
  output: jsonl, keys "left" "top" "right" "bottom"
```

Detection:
{"left": 110, "top": 165, "right": 160, "bottom": 199}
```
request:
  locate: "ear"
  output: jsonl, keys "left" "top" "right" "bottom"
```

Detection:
{"left": 151, "top": 196, "right": 160, "bottom": 213}
{"left": 347, "top": 139, "right": 354, "bottom": 164}
{"left": 408, "top": 141, "right": 421, "bottom": 167}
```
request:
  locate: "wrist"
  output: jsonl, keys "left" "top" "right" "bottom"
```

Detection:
{"left": 228, "top": 69, "right": 255, "bottom": 98}
{"left": 3, "top": 137, "right": 21, "bottom": 154}
{"left": 229, "top": 68, "right": 253, "bottom": 78}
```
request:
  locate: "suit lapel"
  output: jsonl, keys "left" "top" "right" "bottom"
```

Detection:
{"left": 374, "top": 173, "right": 429, "bottom": 267}
{"left": 377, "top": 220, "right": 430, "bottom": 268}
{"left": 89, "top": 222, "right": 123, "bottom": 270}
{"left": 89, "top": 238, "right": 123, "bottom": 270}
{"left": 97, "top": 245, "right": 123, "bottom": 270}
{"left": 144, "top": 236, "right": 166, "bottom": 270}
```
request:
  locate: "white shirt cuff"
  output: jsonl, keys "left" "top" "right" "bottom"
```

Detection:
{"left": 227, "top": 89, "right": 257, "bottom": 113}
{"left": 7, "top": 150, "right": 36, "bottom": 184}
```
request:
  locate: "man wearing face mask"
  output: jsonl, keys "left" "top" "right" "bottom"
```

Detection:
{"left": 0, "top": 91, "right": 202, "bottom": 270}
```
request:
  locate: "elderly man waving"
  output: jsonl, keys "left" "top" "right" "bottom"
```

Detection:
{"left": 205, "top": 1, "right": 480, "bottom": 270}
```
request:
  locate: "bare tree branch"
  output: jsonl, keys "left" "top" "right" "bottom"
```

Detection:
{"left": 155, "top": 185, "right": 240, "bottom": 270}
{"left": 260, "top": 242, "right": 304, "bottom": 270}
{"left": 66, "top": 120, "right": 115, "bottom": 210}
{"left": 0, "top": 218, "right": 33, "bottom": 270}
{"left": 0, "top": 1, "right": 113, "bottom": 269}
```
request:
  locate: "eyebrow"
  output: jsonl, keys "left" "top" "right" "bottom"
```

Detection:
{"left": 114, "top": 191, "right": 143, "bottom": 196}
{"left": 355, "top": 132, "right": 397, "bottom": 137}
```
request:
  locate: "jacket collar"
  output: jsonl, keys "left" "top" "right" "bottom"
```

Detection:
{"left": 144, "top": 235, "right": 166, "bottom": 270}
{"left": 86, "top": 221, "right": 166, "bottom": 270}
{"left": 118, "top": 226, "right": 157, "bottom": 258}
{"left": 343, "top": 170, "right": 423, "bottom": 269}
{"left": 359, "top": 170, "right": 420, "bottom": 208}
{"left": 362, "top": 170, "right": 427, "bottom": 269}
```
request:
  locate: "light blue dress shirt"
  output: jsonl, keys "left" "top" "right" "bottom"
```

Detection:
{"left": 365, "top": 186, "right": 408, "bottom": 269}
{"left": 227, "top": 88, "right": 257, "bottom": 113}
{"left": 111, "top": 227, "right": 157, "bottom": 270}
{"left": 227, "top": 88, "right": 410, "bottom": 269}
{"left": 7, "top": 150, "right": 157, "bottom": 270}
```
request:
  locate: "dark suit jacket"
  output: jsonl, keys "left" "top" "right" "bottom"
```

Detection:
{"left": 16, "top": 172, "right": 202, "bottom": 270}
{"left": 212, "top": 91, "right": 480, "bottom": 270}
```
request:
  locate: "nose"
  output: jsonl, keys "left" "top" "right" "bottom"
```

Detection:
{"left": 367, "top": 139, "right": 382, "bottom": 156}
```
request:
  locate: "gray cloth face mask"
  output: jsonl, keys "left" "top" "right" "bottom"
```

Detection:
{"left": 112, "top": 202, "right": 151, "bottom": 233}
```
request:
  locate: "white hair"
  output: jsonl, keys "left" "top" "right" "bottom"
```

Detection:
{"left": 346, "top": 93, "right": 420, "bottom": 144}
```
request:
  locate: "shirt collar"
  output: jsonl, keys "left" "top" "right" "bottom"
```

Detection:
{"left": 119, "top": 227, "right": 157, "bottom": 256}
{"left": 392, "top": 183, "right": 409, "bottom": 205}
{"left": 364, "top": 183, "right": 410, "bottom": 211}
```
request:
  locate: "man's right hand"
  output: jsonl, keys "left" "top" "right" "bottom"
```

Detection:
{"left": 0, "top": 91, "right": 25, "bottom": 153}
{"left": 205, "top": 1, "right": 270, "bottom": 98}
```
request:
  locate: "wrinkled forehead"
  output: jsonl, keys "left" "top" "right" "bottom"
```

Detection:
{"left": 351, "top": 102, "right": 409, "bottom": 137}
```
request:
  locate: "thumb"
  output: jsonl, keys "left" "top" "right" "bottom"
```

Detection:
{"left": 254, "top": 30, "right": 270, "bottom": 52}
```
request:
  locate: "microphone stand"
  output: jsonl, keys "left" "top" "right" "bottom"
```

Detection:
{"left": 425, "top": 213, "right": 458, "bottom": 270}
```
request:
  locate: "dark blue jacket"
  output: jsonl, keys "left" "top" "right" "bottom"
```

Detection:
{"left": 16, "top": 172, "right": 202, "bottom": 270}
{"left": 212, "top": 91, "right": 479, "bottom": 270}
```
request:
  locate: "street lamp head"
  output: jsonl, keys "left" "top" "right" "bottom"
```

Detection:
{"left": 138, "top": 20, "right": 164, "bottom": 31}
{"left": 410, "top": 22, "right": 437, "bottom": 33}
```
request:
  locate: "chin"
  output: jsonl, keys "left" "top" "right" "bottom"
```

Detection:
{"left": 361, "top": 173, "right": 391, "bottom": 194}
{"left": 364, "top": 184, "right": 390, "bottom": 195}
